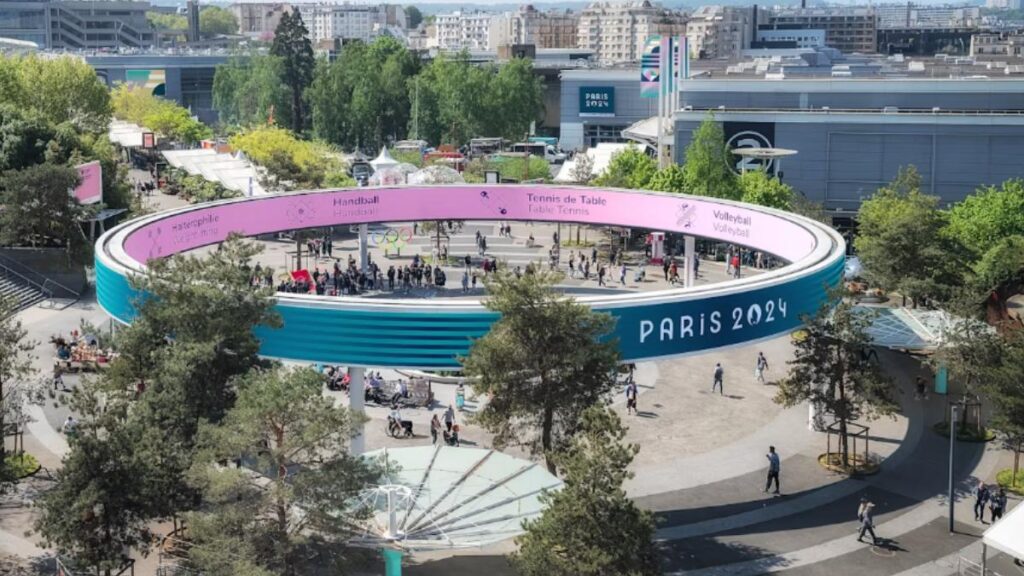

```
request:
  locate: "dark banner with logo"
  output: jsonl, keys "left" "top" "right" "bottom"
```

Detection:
{"left": 724, "top": 122, "right": 776, "bottom": 175}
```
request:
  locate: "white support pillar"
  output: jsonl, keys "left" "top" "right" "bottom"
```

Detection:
{"left": 684, "top": 235, "right": 695, "bottom": 287}
{"left": 359, "top": 223, "right": 369, "bottom": 274}
{"left": 349, "top": 367, "right": 365, "bottom": 455}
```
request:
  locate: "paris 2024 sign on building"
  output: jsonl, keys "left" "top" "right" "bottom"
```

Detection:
{"left": 96, "top": 186, "right": 845, "bottom": 368}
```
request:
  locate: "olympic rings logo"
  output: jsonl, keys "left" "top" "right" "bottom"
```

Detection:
{"left": 371, "top": 227, "right": 414, "bottom": 251}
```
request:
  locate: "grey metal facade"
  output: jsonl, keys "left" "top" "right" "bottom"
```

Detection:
{"left": 672, "top": 78, "right": 1024, "bottom": 212}
{"left": 676, "top": 114, "right": 1024, "bottom": 210}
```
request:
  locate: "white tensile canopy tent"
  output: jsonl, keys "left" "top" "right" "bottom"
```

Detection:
{"left": 370, "top": 147, "right": 400, "bottom": 173}
{"left": 553, "top": 142, "right": 632, "bottom": 183}
{"left": 982, "top": 502, "right": 1024, "bottom": 569}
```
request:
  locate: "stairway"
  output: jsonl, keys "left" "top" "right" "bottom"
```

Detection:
{"left": 0, "top": 274, "right": 45, "bottom": 315}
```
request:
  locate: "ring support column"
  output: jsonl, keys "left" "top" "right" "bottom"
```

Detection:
{"left": 684, "top": 235, "right": 695, "bottom": 287}
{"left": 359, "top": 223, "right": 369, "bottom": 274}
{"left": 349, "top": 367, "right": 365, "bottom": 455}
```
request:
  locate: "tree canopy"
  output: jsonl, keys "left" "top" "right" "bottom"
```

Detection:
{"left": 213, "top": 56, "right": 290, "bottom": 128}
{"left": 945, "top": 179, "right": 1024, "bottom": 258}
{"left": 186, "top": 366, "right": 378, "bottom": 576}
{"left": 0, "top": 163, "right": 87, "bottom": 255}
{"left": 593, "top": 145, "right": 657, "bottom": 189}
{"left": 739, "top": 169, "right": 795, "bottom": 211}
{"left": 200, "top": 6, "right": 239, "bottom": 37}
{"left": 461, "top": 270, "right": 621, "bottom": 473}
{"left": 512, "top": 406, "right": 659, "bottom": 576}
{"left": 0, "top": 54, "right": 110, "bottom": 134}
{"left": 270, "top": 11, "right": 315, "bottom": 133}
{"left": 680, "top": 114, "right": 739, "bottom": 199}
{"left": 111, "top": 84, "right": 211, "bottom": 144}
{"left": 0, "top": 296, "right": 37, "bottom": 479}
{"left": 309, "top": 37, "right": 419, "bottom": 151}
{"left": 854, "top": 166, "right": 963, "bottom": 307}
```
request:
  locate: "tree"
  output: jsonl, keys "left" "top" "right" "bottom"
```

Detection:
{"left": 739, "top": 169, "right": 795, "bottom": 211}
{"left": 309, "top": 38, "right": 418, "bottom": 150}
{"left": 854, "top": 166, "right": 963, "bottom": 307}
{"left": 98, "top": 237, "right": 282, "bottom": 519}
{"left": 0, "top": 163, "right": 87, "bottom": 256}
{"left": 593, "top": 145, "right": 657, "bottom": 189}
{"left": 404, "top": 5, "right": 423, "bottom": 28}
{"left": 570, "top": 151, "right": 594, "bottom": 184}
{"left": 16, "top": 55, "right": 111, "bottom": 134}
{"left": 147, "top": 11, "right": 187, "bottom": 31}
{"left": 0, "top": 296, "right": 38, "bottom": 477}
{"left": 214, "top": 56, "right": 290, "bottom": 128}
{"left": 681, "top": 113, "right": 739, "bottom": 199}
{"left": 512, "top": 406, "right": 658, "bottom": 576}
{"left": 489, "top": 57, "right": 544, "bottom": 141}
{"left": 0, "top": 104, "right": 56, "bottom": 171}
{"left": 200, "top": 6, "right": 239, "bottom": 37}
{"left": 945, "top": 179, "right": 1024, "bottom": 258}
{"left": 270, "top": 11, "right": 315, "bottom": 133}
{"left": 185, "top": 366, "right": 378, "bottom": 576}
{"left": 461, "top": 270, "right": 621, "bottom": 473}
{"left": 970, "top": 235, "right": 1024, "bottom": 326}
{"left": 774, "top": 292, "right": 897, "bottom": 468}
{"left": 35, "top": 421, "right": 153, "bottom": 575}
{"left": 646, "top": 164, "right": 686, "bottom": 193}
{"left": 110, "top": 85, "right": 211, "bottom": 144}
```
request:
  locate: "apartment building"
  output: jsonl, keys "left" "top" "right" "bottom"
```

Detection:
{"left": 435, "top": 10, "right": 492, "bottom": 51}
{"left": 0, "top": 0, "right": 154, "bottom": 50}
{"left": 687, "top": 5, "right": 757, "bottom": 59}
{"left": 577, "top": 0, "right": 687, "bottom": 65}
{"left": 877, "top": 3, "right": 980, "bottom": 29}
{"left": 230, "top": 2, "right": 291, "bottom": 41}
{"left": 295, "top": 4, "right": 388, "bottom": 45}
{"left": 768, "top": 7, "right": 877, "bottom": 53}
{"left": 970, "top": 31, "right": 1024, "bottom": 57}
{"left": 490, "top": 5, "right": 579, "bottom": 49}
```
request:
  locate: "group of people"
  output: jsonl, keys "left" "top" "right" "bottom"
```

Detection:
{"left": 974, "top": 480, "right": 1009, "bottom": 524}
{"left": 430, "top": 405, "right": 461, "bottom": 447}
{"left": 305, "top": 235, "right": 335, "bottom": 260}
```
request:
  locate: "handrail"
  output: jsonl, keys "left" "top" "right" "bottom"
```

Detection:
{"left": 0, "top": 252, "right": 80, "bottom": 298}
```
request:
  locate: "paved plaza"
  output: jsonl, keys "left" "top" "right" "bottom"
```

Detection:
{"left": 0, "top": 198, "right": 1019, "bottom": 576}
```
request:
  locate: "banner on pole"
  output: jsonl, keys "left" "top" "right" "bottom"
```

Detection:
{"left": 640, "top": 35, "right": 661, "bottom": 98}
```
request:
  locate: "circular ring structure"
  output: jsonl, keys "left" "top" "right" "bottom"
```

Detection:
{"left": 95, "top": 185, "right": 846, "bottom": 369}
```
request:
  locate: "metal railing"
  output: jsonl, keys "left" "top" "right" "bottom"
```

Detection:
{"left": 0, "top": 252, "right": 80, "bottom": 299}
{"left": 958, "top": 556, "right": 1006, "bottom": 576}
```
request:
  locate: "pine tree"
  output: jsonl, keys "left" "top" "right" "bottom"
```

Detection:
{"left": 461, "top": 270, "right": 621, "bottom": 473}
{"left": 512, "top": 406, "right": 659, "bottom": 576}
{"left": 270, "top": 11, "right": 314, "bottom": 133}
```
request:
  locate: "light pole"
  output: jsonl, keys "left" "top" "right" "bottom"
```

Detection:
{"left": 948, "top": 403, "right": 958, "bottom": 533}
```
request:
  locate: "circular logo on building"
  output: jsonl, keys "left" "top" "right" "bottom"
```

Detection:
{"left": 726, "top": 130, "right": 774, "bottom": 173}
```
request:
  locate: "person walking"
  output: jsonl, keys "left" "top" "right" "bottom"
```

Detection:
{"left": 990, "top": 488, "right": 1007, "bottom": 522}
{"left": 974, "top": 480, "right": 991, "bottom": 522}
{"left": 620, "top": 263, "right": 628, "bottom": 286}
{"left": 663, "top": 259, "right": 670, "bottom": 281}
{"left": 764, "top": 446, "right": 781, "bottom": 494}
{"left": 712, "top": 363, "right": 724, "bottom": 395}
{"left": 461, "top": 271, "right": 469, "bottom": 292}
{"left": 444, "top": 404, "right": 455, "bottom": 433}
{"left": 755, "top": 352, "right": 769, "bottom": 384}
{"left": 625, "top": 379, "right": 638, "bottom": 415}
{"left": 431, "top": 414, "right": 442, "bottom": 445}
{"left": 598, "top": 264, "right": 606, "bottom": 286}
{"left": 857, "top": 498, "right": 878, "bottom": 544}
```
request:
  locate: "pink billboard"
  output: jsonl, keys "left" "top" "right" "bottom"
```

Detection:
{"left": 74, "top": 161, "right": 103, "bottom": 205}
{"left": 122, "top": 186, "right": 819, "bottom": 265}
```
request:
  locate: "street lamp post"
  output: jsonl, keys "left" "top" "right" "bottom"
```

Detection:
{"left": 949, "top": 403, "right": 958, "bottom": 533}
